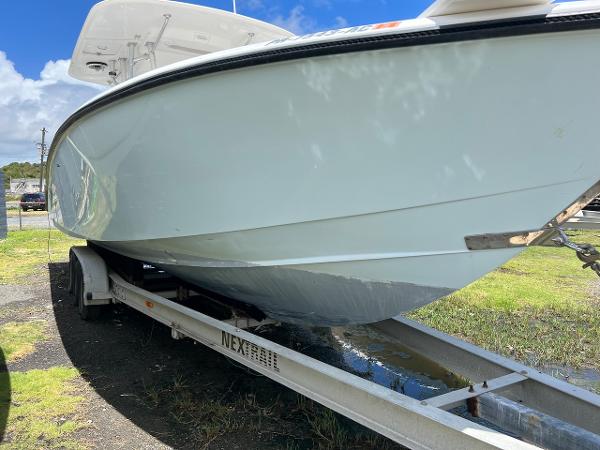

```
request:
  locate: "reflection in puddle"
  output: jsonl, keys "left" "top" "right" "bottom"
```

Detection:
{"left": 253, "top": 320, "right": 600, "bottom": 442}
{"left": 256, "top": 322, "right": 513, "bottom": 433}
{"left": 259, "top": 323, "right": 467, "bottom": 401}
{"left": 331, "top": 325, "right": 467, "bottom": 400}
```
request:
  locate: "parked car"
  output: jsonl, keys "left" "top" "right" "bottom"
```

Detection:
{"left": 20, "top": 192, "right": 46, "bottom": 211}
{"left": 584, "top": 195, "right": 600, "bottom": 212}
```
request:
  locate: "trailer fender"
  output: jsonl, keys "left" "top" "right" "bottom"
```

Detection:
{"left": 69, "top": 246, "right": 112, "bottom": 306}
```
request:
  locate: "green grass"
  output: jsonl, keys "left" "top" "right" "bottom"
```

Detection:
{"left": 294, "top": 395, "right": 395, "bottom": 450}
{"left": 143, "top": 375, "right": 399, "bottom": 449}
{"left": 0, "top": 367, "right": 86, "bottom": 450}
{"left": 4, "top": 194, "right": 21, "bottom": 202}
{"left": 410, "top": 230, "right": 600, "bottom": 370}
{"left": 0, "top": 321, "right": 47, "bottom": 362}
{"left": 0, "top": 230, "right": 84, "bottom": 284}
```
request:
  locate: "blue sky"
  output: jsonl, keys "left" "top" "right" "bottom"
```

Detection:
{"left": 0, "top": 0, "right": 575, "bottom": 165}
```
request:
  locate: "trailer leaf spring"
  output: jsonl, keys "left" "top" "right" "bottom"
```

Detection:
{"left": 553, "top": 228, "right": 600, "bottom": 277}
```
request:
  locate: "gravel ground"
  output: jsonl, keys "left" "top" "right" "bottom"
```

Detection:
{"left": 7, "top": 212, "right": 54, "bottom": 229}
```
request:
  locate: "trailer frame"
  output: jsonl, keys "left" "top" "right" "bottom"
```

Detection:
{"left": 69, "top": 245, "right": 600, "bottom": 450}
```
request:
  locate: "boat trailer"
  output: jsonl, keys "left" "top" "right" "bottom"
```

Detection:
{"left": 68, "top": 245, "right": 600, "bottom": 450}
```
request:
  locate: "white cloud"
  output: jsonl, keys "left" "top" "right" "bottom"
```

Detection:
{"left": 272, "top": 5, "right": 318, "bottom": 35}
{"left": 312, "top": 0, "right": 333, "bottom": 9}
{"left": 240, "top": 0, "right": 264, "bottom": 11}
{"left": 40, "top": 59, "right": 102, "bottom": 89}
{"left": 334, "top": 16, "right": 349, "bottom": 28}
{"left": 248, "top": 2, "right": 348, "bottom": 36}
{"left": 0, "top": 51, "right": 104, "bottom": 166}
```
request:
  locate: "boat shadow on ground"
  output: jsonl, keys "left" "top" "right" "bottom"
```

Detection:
{"left": 48, "top": 262, "right": 402, "bottom": 450}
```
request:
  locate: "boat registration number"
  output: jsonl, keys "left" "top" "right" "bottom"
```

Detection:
{"left": 267, "top": 21, "right": 402, "bottom": 46}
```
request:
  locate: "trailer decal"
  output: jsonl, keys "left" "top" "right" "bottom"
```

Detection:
{"left": 221, "top": 331, "right": 280, "bottom": 373}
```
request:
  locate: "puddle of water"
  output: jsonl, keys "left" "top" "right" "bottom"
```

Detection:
{"left": 255, "top": 322, "right": 508, "bottom": 433}
{"left": 257, "top": 323, "right": 467, "bottom": 401}
{"left": 254, "top": 322, "right": 600, "bottom": 441}
{"left": 331, "top": 325, "right": 467, "bottom": 400}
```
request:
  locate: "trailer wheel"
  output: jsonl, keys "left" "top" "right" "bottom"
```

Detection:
{"left": 72, "top": 257, "right": 102, "bottom": 321}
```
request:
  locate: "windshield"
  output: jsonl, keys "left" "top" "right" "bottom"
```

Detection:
{"left": 22, "top": 193, "right": 45, "bottom": 201}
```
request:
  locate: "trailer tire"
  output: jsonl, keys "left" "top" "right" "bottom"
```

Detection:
{"left": 72, "top": 257, "right": 103, "bottom": 321}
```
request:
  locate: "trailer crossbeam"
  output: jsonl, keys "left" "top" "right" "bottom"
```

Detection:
{"left": 427, "top": 372, "right": 528, "bottom": 410}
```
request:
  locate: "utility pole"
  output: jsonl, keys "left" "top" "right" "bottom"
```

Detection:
{"left": 233, "top": 0, "right": 237, "bottom": 14}
{"left": 37, "top": 128, "right": 47, "bottom": 193}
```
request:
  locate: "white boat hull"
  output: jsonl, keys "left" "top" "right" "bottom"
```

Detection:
{"left": 50, "top": 25, "right": 600, "bottom": 324}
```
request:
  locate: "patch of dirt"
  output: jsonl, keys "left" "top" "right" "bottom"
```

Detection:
{"left": 497, "top": 267, "right": 529, "bottom": 276}
{"left": 0, "top": 284, "right": 40, "bottom": 307}
{"left": 588, "top": 280, "right": 600, "bottom": 304}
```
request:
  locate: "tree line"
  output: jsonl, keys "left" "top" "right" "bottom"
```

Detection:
{"left": 1, "top": 162, "right": 42, "bottom": 189}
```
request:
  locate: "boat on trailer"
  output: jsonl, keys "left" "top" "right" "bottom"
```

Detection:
{"left": 50, "top": 0, "right": 600, "bottom": 325}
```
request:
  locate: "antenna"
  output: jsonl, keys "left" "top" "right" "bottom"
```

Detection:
{"left": 233, "top": 0, "right": 237, "bottom": 14}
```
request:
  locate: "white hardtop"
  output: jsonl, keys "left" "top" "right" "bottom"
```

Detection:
{"left": 69, "top": 0, "right": 294, "bottom": 85}
{"left": 420, "top": 0, "right": 553, "bottom": 17}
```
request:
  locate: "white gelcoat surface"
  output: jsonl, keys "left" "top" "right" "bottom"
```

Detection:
{"left": 50, "top": 24, "right": 600, "bottom": 324}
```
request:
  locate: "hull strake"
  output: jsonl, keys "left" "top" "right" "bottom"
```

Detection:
{"left": 50, "top": 22, "right": 600, "bottom": 324}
